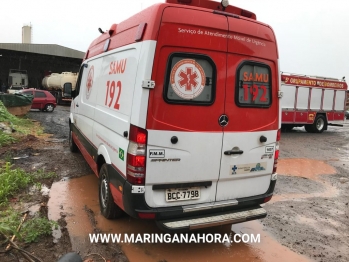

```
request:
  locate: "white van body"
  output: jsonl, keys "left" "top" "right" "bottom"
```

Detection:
{"left": 69, "top": 0, "right": 281, "bottom": 231}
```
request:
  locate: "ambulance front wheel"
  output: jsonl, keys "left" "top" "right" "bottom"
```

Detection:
{"left": 99, "top": 164, "right": 123, "bottom": 219}
{"left": 312, "top": 115, "right": 326, "bottom": 133}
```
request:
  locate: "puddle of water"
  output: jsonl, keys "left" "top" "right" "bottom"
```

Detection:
{"left": 231, "top": 221, "right": 308, "bottom": 262}
{"left": 48, "top": 175, "right": 310, "bottom": 262}
{"left": 271, "top": 159, "right": 339, "bottom": 203}
{"left": 277, "top": 159, "right": 337, "bottom": 180}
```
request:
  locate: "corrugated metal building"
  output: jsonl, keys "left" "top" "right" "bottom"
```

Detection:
{"left": 0, "top": 43, "right": 84, "bottom": 89}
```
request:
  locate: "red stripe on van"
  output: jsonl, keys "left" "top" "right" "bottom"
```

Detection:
{"left": 72, "top": 132, "right": 98, "bottom": 176}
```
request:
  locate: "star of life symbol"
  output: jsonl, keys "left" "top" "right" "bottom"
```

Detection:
{"left": 232, "top": 165, "right": 237, "bottom": 174}
{"left": 86, "top": 66, "right": 94, "bottom": 100}
{"left": 170, "top": 59, "right": 206, "bottom": 100}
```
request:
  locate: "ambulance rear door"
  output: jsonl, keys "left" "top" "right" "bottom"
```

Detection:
{"left": 216, "top": 17, "right": 279, "bottom": 202}
{"left": 145, "top": 6, "right": 228, "bottom": 208}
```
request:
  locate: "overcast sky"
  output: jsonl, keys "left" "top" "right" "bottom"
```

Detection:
{"left": 1, "top": 0, "right": 348, "bottom": 81}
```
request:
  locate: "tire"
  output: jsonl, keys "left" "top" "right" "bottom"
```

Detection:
{"left": 69, "top": 128, "right": 78, "bottom": 153}
{"left": 99, "top": 164, "right": 123, "bottom": 219}
{"left": 44, "top": 103, "right": 55, "bottom": 112}
{"left": 304, "top": 125, "right": 314, "bottom": 133}
{"left": 312, "top": 115, "right": 326, "bottom": 133}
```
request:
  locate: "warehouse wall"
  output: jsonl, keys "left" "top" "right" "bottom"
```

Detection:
{"left": 0, "top": 49, "right": 82, "bottom": 90}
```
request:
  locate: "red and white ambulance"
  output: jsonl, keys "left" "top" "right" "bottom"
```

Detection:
{"left": 69, "top": 0, "right": 281, "bottom": 231}
{"left": 281, "top": 73, "right": 348, "bottom": 133}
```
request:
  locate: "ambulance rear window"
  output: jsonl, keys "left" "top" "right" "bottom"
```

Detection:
{"left": 164, "top": 54, "right": 216, "bottom": 105}
{"left": 236, "top": 62, "right": 272, "bottom": 107}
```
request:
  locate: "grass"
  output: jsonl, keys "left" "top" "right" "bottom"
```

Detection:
{"left": 0, "top": 162, "right": 56, "bottom": 206}
{"left": 0, "top": 164, "right": 57, "bottom": 244}
{"left": 0, "top": 101, "right": 42, "bottom": 147}
{"left": 0, "top": 209, "right": 58, "bottom": 243}
{"left": 0, "top": 102, "right": 58, "bottom": 245}
{"left": 0, "top": 131, "right": 16, "bottom": 147}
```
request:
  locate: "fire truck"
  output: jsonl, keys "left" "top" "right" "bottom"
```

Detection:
{"left": 281, "top": 73, "right": 347, "bottom": 133}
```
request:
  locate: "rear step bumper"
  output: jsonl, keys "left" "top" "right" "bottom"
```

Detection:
{"left": 156, "top": 206, "right": 266, "bottom": 232}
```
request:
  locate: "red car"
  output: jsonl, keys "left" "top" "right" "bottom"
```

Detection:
{"left": 21, "top": 89, "right": 57, "bottom": 112}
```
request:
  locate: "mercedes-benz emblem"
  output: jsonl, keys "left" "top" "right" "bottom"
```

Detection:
{"left": 219, "top": 114, "right": 229, "bottom": 127}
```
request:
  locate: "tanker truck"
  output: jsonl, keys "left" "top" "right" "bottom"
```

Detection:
{"left": 42, "top": 72, "right": 78, "bottom": 105}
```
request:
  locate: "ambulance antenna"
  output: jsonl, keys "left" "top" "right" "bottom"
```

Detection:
{"left": 98, "top": 28, "right": 105, "bottom": 34}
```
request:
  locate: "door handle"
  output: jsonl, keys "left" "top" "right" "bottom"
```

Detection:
{"left": 224, "top": 150, "right": 244, "bottom": 155}
{"left": 76, "top": 104, "right": 79, "bottom": 107}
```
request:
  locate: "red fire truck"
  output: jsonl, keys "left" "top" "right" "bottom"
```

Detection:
{"left": 281, "top": 73, "right": 348, "bottom": 133}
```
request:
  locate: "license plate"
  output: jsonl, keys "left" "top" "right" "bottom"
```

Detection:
{"left": 165, "top": 187, "right": 200, "bottom": 202}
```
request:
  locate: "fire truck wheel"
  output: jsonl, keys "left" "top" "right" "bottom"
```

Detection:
{"left": 304, "top": 125, "right": 314, "bottom": 133}
{"left": 99, "top": 164, "right": 123, "bottom": 219}
{"left": 69, "top": 129, "right": 78, "bottom": 153}
{"left": 312, "top": 115, "right": 326, "bottom": 133}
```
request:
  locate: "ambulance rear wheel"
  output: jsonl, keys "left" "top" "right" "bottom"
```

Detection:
{"left": 304, "top": 125, "right": 314, "bottom": 133}
{"left": 99, "top": 164, "right": 123, "bottom": 219}
{"left": 312, "top": 115, "right": 326, "bottom": 133}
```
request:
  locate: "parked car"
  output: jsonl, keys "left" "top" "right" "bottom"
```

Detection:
{"left": 20, "top": 89, "right": 56, "bottom": 112}
{"left": 345, "top": 110, "right": 349, "bottom": 119}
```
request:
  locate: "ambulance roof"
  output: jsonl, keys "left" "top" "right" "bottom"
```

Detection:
{"left": 84, "top": 0, "right": 266, "bottom": 60}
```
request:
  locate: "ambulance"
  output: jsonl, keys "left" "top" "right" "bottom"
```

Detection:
{"left": 69, "top": 0, "right": 281, "bottom": 232}
{"left": 281, "top": 73, "right": 348, "bottom": 133}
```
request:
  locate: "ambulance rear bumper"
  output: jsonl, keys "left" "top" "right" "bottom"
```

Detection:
{"left": 122, "top": 179, "right": 276, "bottom": 231}
{"left": 156, "top": 206, "right": 266, "bottom": 232}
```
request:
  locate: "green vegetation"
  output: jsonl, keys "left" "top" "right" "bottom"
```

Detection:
{"left": 0, "top": 131, "right": 16, "bottom": 147}
{"left": 0, "top": 164, "right": 57, "bottom": 244}
{"left": 0, "top": 101, "right": 34, "bottom": 133}
{"left": 0, "top": 163, "right": 56, "bottom": 206}
{"left": 0, "top": 102, "right": 57, "bottom": 246}
{"left": 0, "top": 101, "right": 42, "bottom": 147}
{"left": 0, "top": 209, "right": 58, "bottom": 243}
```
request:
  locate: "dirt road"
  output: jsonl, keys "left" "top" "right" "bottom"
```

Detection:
{"left": 10, "top": 106, "right": 349, "bottom": 261}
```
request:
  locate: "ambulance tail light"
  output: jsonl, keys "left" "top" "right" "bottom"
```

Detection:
{"left": 273, "top": 129, "right": 281, "bottom": 174}
{"left": 127, "top": 125, "right": 147, "bottom": 185}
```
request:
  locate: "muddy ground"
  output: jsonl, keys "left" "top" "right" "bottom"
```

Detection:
{"left": 263, "top": 126, "right": 349, "bottom": 262}
{"left": 0, "top": 106, "right": 127, "bottom": 262}
{"left": 0, "top": 105, "right": 348, "bottom": 262}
